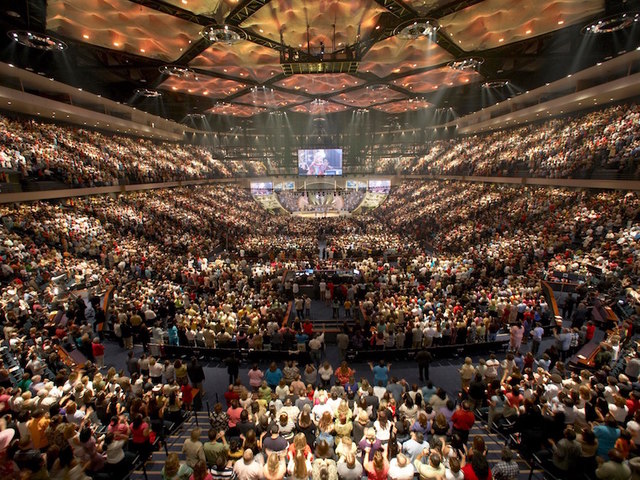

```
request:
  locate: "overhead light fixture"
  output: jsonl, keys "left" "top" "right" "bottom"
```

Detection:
{"left": 200, "top": 24, "right": 246, "bottom": 45}
{"left": 311, "top": 98, "right": 328, "bottom": 106}
{"left": 135, "top": 88, "right": 162, "bottom": 97}
{"left": 184, "top": 113, "right": 206, "bottom": 121}
{"left": 366, "top": 84, "right": 390, "bottom": 92}
{"left": 395, "top": 19, "right": 439, "bottom": 39}
{"left": 582, "top": 13, "right": 638, "bottom": 35}
{"left": 159, "top": 65, "right": 196, "bottom": 78}
{"left": 482, "top": 80, "right": 509, "bottom": 88}
{"left": 448, "top": 57, "right": 484, "bottom": 71}
{"left": 7, "top": 30, "right": 67, "bottom": 51}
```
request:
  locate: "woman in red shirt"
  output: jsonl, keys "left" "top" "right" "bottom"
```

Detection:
{"left": 363, "top": 448, "right": 389, "bottom": 480}
{"left": 130, "top": 413, "right": 151, "bottom": 460}
{"left": 461, "top": 452, "right": 492, "bottom": 480}
{"left": 226, "top": 399, "right": 243, "bottom": 436}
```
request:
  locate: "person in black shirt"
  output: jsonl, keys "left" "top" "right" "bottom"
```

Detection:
{"left": 224, "top": 354, "right": 239, "bottom": 385}
{"left": 261, "top": 423, "right": 288, "bottom": 456}
{"left": 188, "top": 357, "right": 206, "bottom": 395}
{"left": 415, "top": 349, "right": 433, "bottom": 382}
{"left": 468, "top": 373, "right": 486, "bottom": 411}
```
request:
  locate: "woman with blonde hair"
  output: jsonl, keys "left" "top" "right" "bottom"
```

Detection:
{"left": 335, "top": 436, "right": 356, "bottom": 459}
{"left": 288, "top": 449, "right": 312, "bottom": 480}
{"left": 316, "top": 411, "right": 335, "bottom": 447}
{"left": 333, "top": 413, "right": 353, "bottom": 443}
{"left": 181, "top": 428, "right": 205, "bottom": 468}
{"left": 263, "top": 452, "right": 286, "bottom": 480}
{"left": 288, "top": 433, "right": 313, "bottom": 463}
{"left": 336, "top": 401, "right": 352, "bottom": 422}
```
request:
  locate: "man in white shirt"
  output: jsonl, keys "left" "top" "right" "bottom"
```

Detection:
{"left": 233, "top": 449, "right": 264, "bottom": 480}
{"left": 388, "top": 453, "right": 414, "bottom": 480}
{"left": 531, "top": 323, "right": 544, "bottom": 356}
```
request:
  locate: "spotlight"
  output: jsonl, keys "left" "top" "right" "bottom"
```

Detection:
{"left": 482, "top": 80, "right": 509, "bottom": 88}
{"left": 135, "top": 88, "right": 162, "bottom": 97}
{"left": 582, "top": 13, "right": 639, "bottom": 34}
{"left": 448, "top": 57, "right": 484, "bottom": 71}
{"left": 200, "top": 25, "right": 246, "bottom": 44}
{"left": 159, "top": 65, "right": 196, "bottom": 78}
{"left": 7, "top": 30, "right": 67, "bottom": 51}
{"left": 395, "top": 19, "right": 440, "bottom": 39}
{"left": 311, "top": 99, "right": 328, "bottom": 106}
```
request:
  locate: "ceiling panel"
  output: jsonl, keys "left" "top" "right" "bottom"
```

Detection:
{"left": 190, "top": 41, "right": 281, "bottom": 83}
{"left": 233, "top": 89, "right": 308, "bottom": 108}
{"left": 289, "top": 101, "right": 351, "bottom": 114}
{"left": 372, "top": 98, "right": 432, "bottom": 113}
{"left": 206, "top": 103, "right": 266, "bottom": 116}
{"left": 331, "top": 86, "right": 406, "bottom": 108}
{"left": 404, "top": 0, "right": 455, "bottom": 15}
{"left": 360, "top": 36, "right": 454, "bottom": 78}
{"left": 46, "top": 0, "right": 202, "bottom": 62}
{"left": 392, "top": 67, "right": 480, "bottom": 93}
{"left": 440, "top": 0, "right": 605, "bottom": 51}
{"left": 274, "top": 74, "right": 364, "bottom": 94}
{"left": 239, "top": 0, "right": 386, "bottom": 53}
{"left": 163, "top": 0, "right": 236, "bottom": 16}
{"left": 159, "top": 76, "right": 247, "bottom": 98}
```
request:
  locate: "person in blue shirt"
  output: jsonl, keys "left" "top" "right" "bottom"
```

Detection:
{"left": 265, "top": 362, "right": 283, "bottom": 389}
{"left": 369, "top": 360, "right": 390, "bottom": 386}
{"left": 168, "top": 323, "right": 179, "bottom": 346}
{"left": 594, "top": 415, "right": 621, "bottom": 458}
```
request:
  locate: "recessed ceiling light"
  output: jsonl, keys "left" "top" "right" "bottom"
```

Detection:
{"left": 83, "top": 34, "right": 89, "bottom": 39}
{"left": 525, "top": 29, "right": 532, "bottom": 34}
{"left": 498, "top": 38, "right": 504, "bottom": 42}
{"left": 557, "top": 20, "right": 564, "bottom": 25}
{"left": 113, "top": 42, "right": 119, "bottom": 46}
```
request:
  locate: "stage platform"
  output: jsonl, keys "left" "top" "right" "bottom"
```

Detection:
{"left": 292, "top": 211, "right": 349, "bottom": 218}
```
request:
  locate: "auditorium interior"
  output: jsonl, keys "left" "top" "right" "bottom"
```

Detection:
{"left": 1, "top": 1, "right": 640, "bottom": 479}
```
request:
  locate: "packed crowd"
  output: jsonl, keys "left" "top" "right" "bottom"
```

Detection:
{"left": 0, "top": 115, "right": 266, "bottom": 187}
{"left": 381, "top": 103, "right": 640, "bottom": 179}
{"left": 1, "top": 102, "right": 640, "bottom": 190}
{"left": 0, "top": 175, "right": 638, "bottom": 478}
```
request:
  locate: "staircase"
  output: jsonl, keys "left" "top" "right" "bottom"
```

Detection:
{"left": 467, "top": 422, "right": 544, "bottom": 480}
{"left": 130, "top": 411, "right": 211, "bottom": 480}
{"left": 130, "top": 410, "right": 543, "bottom": 480}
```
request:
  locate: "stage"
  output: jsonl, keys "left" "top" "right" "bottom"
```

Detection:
{"left": 292, "top": 211, "right": 350, "bottom": 218}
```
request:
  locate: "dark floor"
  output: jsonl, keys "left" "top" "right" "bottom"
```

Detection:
{"left": 103, "top": 299, "right": 602, "bottom": 408}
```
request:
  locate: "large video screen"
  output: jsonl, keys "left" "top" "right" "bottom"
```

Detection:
{"left": 298, "top": 149, "right": 342, "bottom": 176}
{"left": 250, "top": 182, "right": 273, "bottom": 195}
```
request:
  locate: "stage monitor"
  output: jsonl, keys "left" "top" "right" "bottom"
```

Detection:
{"left": 251, "top": 182, "right": 273, "bottom": 195}
{"left": 298, "top": 148, "right": 342, "bottom": 176}
{"left": 368, "top": 179, "right": 391, "bottom": 193}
